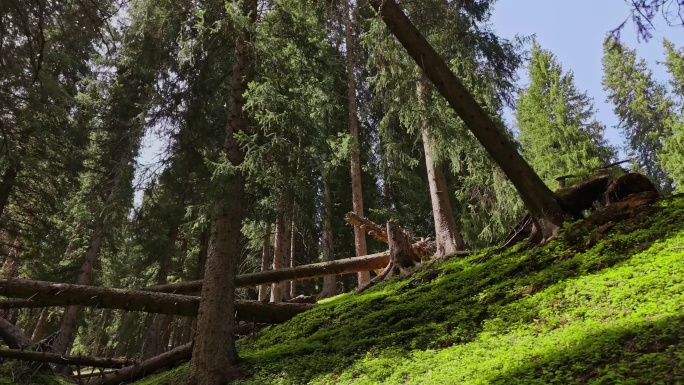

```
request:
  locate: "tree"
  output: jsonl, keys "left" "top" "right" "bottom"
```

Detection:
{"left": 516, "top": 42, "right": 615, "bottom": 187}
{"left": 602, "top": 39, "right": 675, "bottom": 192}
{"left": 188, "top": 0, "right": 257, "bottom": 383}
{"left": 661, "top": 39, "right": 684, "bottom": 191}
{"left": 367, "top": 0, "right": 563, "bottom": 242}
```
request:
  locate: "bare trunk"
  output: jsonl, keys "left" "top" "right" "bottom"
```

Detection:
{"left": 142, "top": 225, "right": 178, "bottom": 359}
{"left": 92, "top": 342, "right": 192, "bottom": 385}
{"left": 0, "top": 315, "right": 30, "bottom": 349}
{"left": 30, "top": 308, "right": 50, "bottom": 343}
{"left": 257, "top": 224, "right": 271, "bottom": 301}
{"left": 318, "top": 174, "right": 337, "bottom": 299}
{"left": 288, "top": 220, "right": 296, "bottom": 299}
{"left": 418, "top": 81, "right": 464, "bottom": 258}
{"left": 368, "top": 0, "right": 564, "bottom": 241}
{"left": 0, "top": 162, "right": 20, "bottom": 221}
{"left": 53, "top": 221, "right": 106, "bottom": 356}
{"left": 0, "top": 279, "right": 313, "bottom": 325}
{"left": 0, "top": 348, "right": 136, "bottom": 368}
{"left": 343, "top": 0, "right": 371, "bottom": 286}
{"left": 188, "top": 0, "right": 256, "bottom": 382}
{"left": 143, "top": 251, "right": 392, "bottom": 294}
{"left": 270, "top": 216, "right": 285, "bottom": 302}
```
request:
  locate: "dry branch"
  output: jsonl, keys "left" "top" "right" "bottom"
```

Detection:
{"left": 345, "top": 212, "right": 387, "bottom": 243}
{"left": 0, "top": 279, "right": 313, "bottom": 323}
{"left": 0, "top": 348, "right": 136, "bottom": 368}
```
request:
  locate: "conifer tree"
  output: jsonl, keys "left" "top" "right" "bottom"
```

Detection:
{"left": 602, "top": 39, "right": 674, "bottom": 192}
{"left": 516, "top": 42, "right": 615, "bottom": 187}
{"left": 661, "top": 39, "right": 684, "bottom": 191}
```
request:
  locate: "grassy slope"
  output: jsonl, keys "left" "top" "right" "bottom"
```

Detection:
{"left": 8, "top": 195, "right": 684, "bottom": 384}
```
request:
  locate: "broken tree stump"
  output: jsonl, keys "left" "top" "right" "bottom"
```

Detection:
{"left": 357, "top": 221, "right": 422, "bottom": 293}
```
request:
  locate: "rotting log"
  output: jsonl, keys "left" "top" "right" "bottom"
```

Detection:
{"left": 0, "top": 349, "right": 136, "bottom": 368}
{"left": 88, "top": 342, "right": 192, "bottom": 385}
{"left": 0, "top": 279, "right": 313, "bottom": 323}
{"left": 0, "top": 316, "right": 30, "bottom": 349}
{"left": 144, "top": 251, "right": 392, "bottom": 294}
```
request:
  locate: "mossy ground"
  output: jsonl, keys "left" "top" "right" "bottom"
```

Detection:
{"left": 0, "top": 362, "right": 72, "bottom": 385}
{"left": 9, "top": 196, "right": 684, "bottom": 384}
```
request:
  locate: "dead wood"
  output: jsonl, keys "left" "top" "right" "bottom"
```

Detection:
{"left": 0, "top": 315, "right": 30, "bottom": 349}
{"left": 88, "top": 342, "right": 192, "bottom": 385}
{"left": 0, "top": 279, "right": 313, "bottom": 323}
{"left": 345, "top": 212, "right": 387, "bottom": 243}
{"left": 357, "top": 221, "right": 422, "bottom": 293}
{"left": 0, "top": 348, "right": 136, "bottom": 368}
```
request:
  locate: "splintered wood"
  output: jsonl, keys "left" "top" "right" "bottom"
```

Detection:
{"left": 344, "top": 212, "right": 434, "bottom": 260}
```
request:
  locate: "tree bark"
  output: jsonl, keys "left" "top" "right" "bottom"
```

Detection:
{"left": 30, "top": 308, "right": 50, "bottom": 343}
{"left": 0, "top": 279, "right": 313, "bottom": 323}
{"left": 288, "top": 220, "right": 296, "bottom": 299}
{"left": 144, "top": 251, "right": 392, "bottom": 295}
{"left": 188, "top": 0, "right": 256, "bottom": 382}
{"left": 142, "top": 225, "right": 177, "bottom": 359}
{"left": 0, "top": 315, "right": 30, "bottom": 349}
{"left": 90, "top": 342, "right": 192, "bottom": 385}
{"left": 343, "top": 0, "right": 371, "bottom": 287}
{"left": 318, "top": 174, "right": 337, "bottom": 299}
{"left": 417, "top": 81, "right": 464, "bottom": 258}
{"left": 0, "top": 348, "right": 136, "bottom": 368}
{"left": 258, "top": 223, "right": 271, "bottom": 302}
{"left": 270, "top": 215, "right": 286, "bottom": 302}
{"left": 367, "top": 0, "right": 564, "bottom": 241}
{"left": 0, "top": 162, "right": 21, "bottom": 222}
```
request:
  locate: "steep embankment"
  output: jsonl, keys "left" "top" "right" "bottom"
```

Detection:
{"left": 5, "top": 196, "right": 683, "bottom": 384}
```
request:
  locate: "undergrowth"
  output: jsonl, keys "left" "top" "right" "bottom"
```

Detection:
{"left": 132, "top": 195, "right": 684, "bottom": 383}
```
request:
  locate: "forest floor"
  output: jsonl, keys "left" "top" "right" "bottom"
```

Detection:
{"left": 4, "top": 194, "right": 684, "bottom": 384}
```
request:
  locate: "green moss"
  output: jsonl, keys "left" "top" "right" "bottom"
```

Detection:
{"left": 137, "top": 195, "right": 684, "bottom": 385}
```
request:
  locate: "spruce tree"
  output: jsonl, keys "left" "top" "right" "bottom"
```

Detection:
{"left": 661, "top": 39, "right": 684, "bottom": 191}
{"left": 516, "top": 42, "right": 615, "bottom": 187}
{"left": 602, "top": 39, "right": 674, "bottom": 192}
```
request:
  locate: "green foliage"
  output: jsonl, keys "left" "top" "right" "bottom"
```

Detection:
{"left": 0, "top": 362, "right": 71, "bottom": 385}
{"left": 602, "top": 39, "right": 675, "bottom": 192}
{"left": 660, "top": 39, "right": 684, "bottom": 192}
{"left": 516, "top": 42, "right": 615, "bottom": 187}
{"left": 137, "top": 196, "right": 684, "bottom": 384}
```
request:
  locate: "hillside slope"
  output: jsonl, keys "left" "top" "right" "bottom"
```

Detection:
{"left": 4, "top": 195, "right": 683, "bottom": 384}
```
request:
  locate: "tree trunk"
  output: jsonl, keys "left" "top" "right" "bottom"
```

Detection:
{"left": 258, "top": 224, "right": 271, "bottom": 302}
{"left": 368, "top": 0, "right": 564, "bottom": 241}
{"left": 142, "top": 225, "right": 177, "bottom": 359}
{"left": 270, "top": 216, "right": 284, "bottom": 302}
{"left": 0, "top": 278, "right": 313, "bottom": 323}
{"left": 418, "top": 81, "right": 464, "bottom": 258}
{"left": 0, "top": 348, "right": 136, "bottom": 368}
{"left": 288, "top": 220, "right": 296, "bottom": 299}
{"left": 343, "top": 0, "right": 371, "bottom": 286}
{"left": 188, "top": 0, "right": 256, "bottom": 382}
{"left": 318, "top": 174, "right": 337, "bottom": 299}
{"left": 30, "top": 308, "right": 50, "bottom": 343}
{"left": 0, "top": 162, "right": 21, "bottom": 222}
{"left": 0, "top": 315, "right": 30, "bottom": 349}
{"left": 92, "top": 342, "right": 192, "bottom": 385}
{"left": 143, "top": 251, "right": 392, "bottom": 294}
{"left": 53, "top": 220, "right": 106, "bottom": 357}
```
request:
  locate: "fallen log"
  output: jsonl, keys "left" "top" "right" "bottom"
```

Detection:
{"left": 0, "top": 316, "right": 30, "bottom": 349}
{"left": 0, "top": 279, "right": 313, "bottom": 323}
{"left": 0, "top": 348, "right": 136, "bottom": 368}
{"left": 345, "top": 212, "right": 388, "bottom": 243}
{"left": 88, "top": 342, "right": 192, "bottom": 385}
{"left": 144, "top": 251, "right": 392, "bottom": 294}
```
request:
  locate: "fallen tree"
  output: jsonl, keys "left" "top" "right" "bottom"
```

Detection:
{"left": 0, "top": 348, "right": 136, "bottom": 368}
{"left": 88, "top": 342, "right": 192, "bottom": 385}
{"left": 0, "top": 316, "right": 30, "bottom": 349}
{"left": 0, "top": 279, "right": 313, "bottom": 323}
{"left": 144, "top": 251, "right": 393, "bottom": 295}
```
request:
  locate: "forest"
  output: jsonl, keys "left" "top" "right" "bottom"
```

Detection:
{"left": 1, "top": 0, "right": 684, "bottom": 384}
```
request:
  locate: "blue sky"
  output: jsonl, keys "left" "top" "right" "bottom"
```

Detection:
{"left": 490, "top": 0, "right": 683, "bottom": 155}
